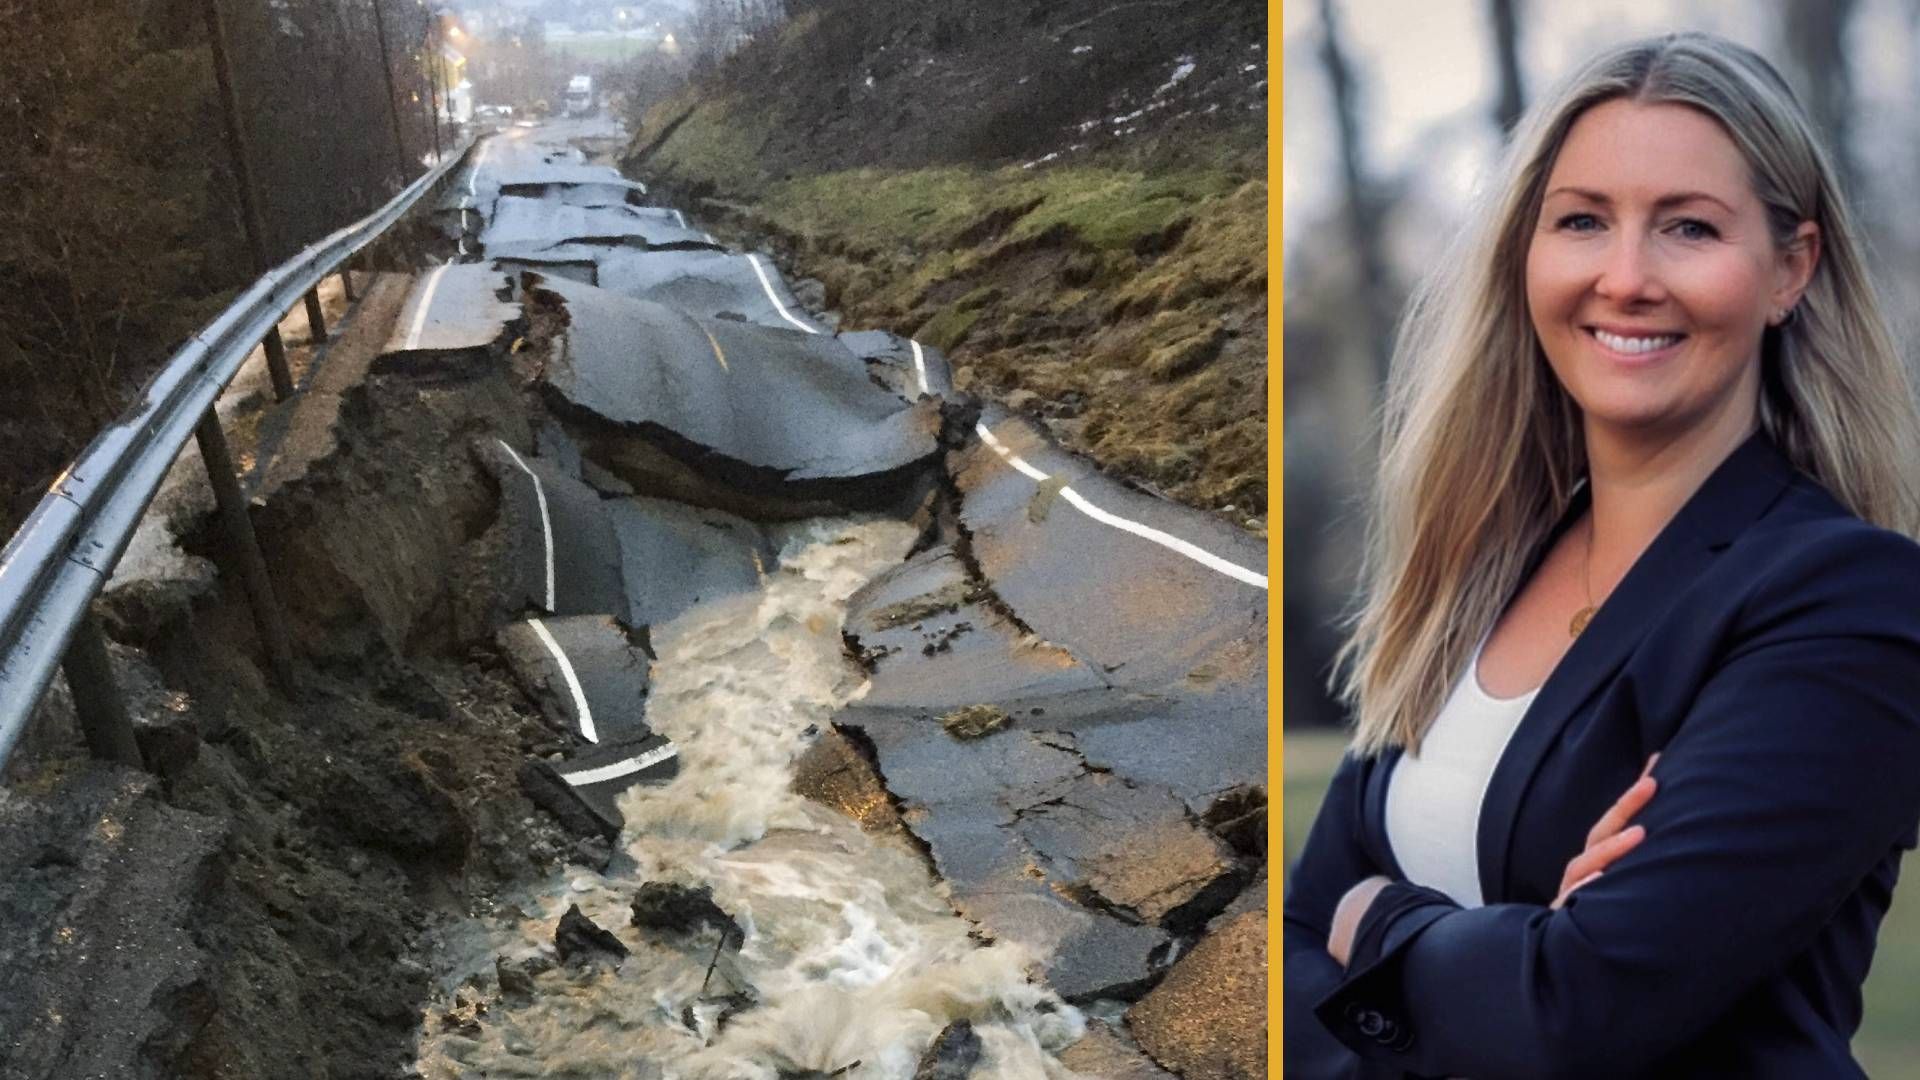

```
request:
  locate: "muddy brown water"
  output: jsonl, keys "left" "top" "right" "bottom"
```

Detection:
{"left": 415, "top": 519, "right": 1087, "bottom": 1079}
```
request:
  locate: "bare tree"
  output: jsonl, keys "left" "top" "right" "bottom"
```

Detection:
{"left": 686, "top": 0, "right": 789, "bottom": 73}
{"left": 1486, "top": 0, "right": 1526, "bottom": 132}
{"left": 1781, "top": 0, "right": 1859, "bottom": 194}
{"left": 1315, "top": 0, "right": 1395, "bottom": 384}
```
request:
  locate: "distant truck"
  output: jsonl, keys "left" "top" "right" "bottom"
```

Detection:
{"left": 564, "top": 75, "right": 594, "bottom": 117}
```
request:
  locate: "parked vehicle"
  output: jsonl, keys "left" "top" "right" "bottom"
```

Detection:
{"left": 564, "top": 75, "right": 594, "bottom": 117}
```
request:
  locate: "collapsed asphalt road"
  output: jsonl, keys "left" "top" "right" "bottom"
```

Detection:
{"left": 397, "top": 118, "right": 1267, "bottom": 1077}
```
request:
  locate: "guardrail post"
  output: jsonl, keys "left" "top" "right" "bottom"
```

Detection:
{"left": 61, "top": 609, "right": 144, "bottom": 768}
{"left": 194, "top": 411, "right": 298, "bottom": 694}
{"left": 202, "top": 0, "right": 296, "bottom": 402}
{"left": 341, "top": 259, "right": 359, "bottom": 302}
{"left": 303, "top": 287, "right": 328, "bottom": 343}
{"left": 261, "top": 328, "right": 293, "bottom": 399}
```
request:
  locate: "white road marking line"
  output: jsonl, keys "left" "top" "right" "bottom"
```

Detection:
{"left": 495, "top": 439, "right": 557, "bottom": 610}
{"left": 974, "top": 421, "right": 1268, "bottom": 590}
{"left": 528, "top": 617, "right": 596, "bottom": 743}
{"left": 910, "top": 339, "right": 930, "bottom": 395}
{"left": 703, "top": 232, "right": 719, "bottom": 246}
{"left": 673, "top": 209, "right": 687, "bottom": 228}
{"left": 746, "top": 254, "right": 817, "bottom": 334}
{"left": 563, "top": 742, "right": 679, "bottom": 787}
{"left": 467, "top": 138, "right": 492, "bottom": 199}
{"left": 401, "top": 264, "right": 452, "bottom": 351}
{"left": 973, "top": 422, "right": 1051, "bottom": 482}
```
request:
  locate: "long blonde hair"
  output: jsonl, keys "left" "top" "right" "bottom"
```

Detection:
{"left": 1337, "top": 32, "right": 1920, "bottom": 757}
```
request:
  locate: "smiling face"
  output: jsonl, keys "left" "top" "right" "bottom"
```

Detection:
{"left": 1525, "top": 98, "right": 1817, "bottom": 449}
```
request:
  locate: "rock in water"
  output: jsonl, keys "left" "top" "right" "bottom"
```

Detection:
{"left": 554, "top": 904, "right": 629, "bottom": 966}
{"left": 495, "top": 953, "right": 554, "bottom": 1000}
{"left": 914, "top": 1020, "right": 983, "bottom": 1080}
{"left": 629, "top": 882, "right": 744, "bottom": 945}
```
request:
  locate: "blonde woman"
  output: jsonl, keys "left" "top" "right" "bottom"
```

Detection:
{"left": 1284, "top": 32, "right": 1920, "bottom": 1079}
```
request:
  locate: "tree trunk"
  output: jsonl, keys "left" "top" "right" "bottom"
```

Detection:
{"left": 1315, "top": 0, "right": 1394, "bottom": 385}
{"left": 1782, "top": 0, "right": 1858, "bottom": 193}
{"left": 1486, "top": 0, "right": 1525, "bottom": 133}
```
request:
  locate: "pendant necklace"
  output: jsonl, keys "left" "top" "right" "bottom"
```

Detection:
{"left": 1570, "top": 517, "right": 1597, "bottom": 638}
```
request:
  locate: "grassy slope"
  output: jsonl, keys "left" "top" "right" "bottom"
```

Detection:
{"left": 624, "top": 20, "right": 1269, "bottom": 528}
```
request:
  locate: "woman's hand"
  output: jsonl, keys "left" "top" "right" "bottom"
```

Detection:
{"left": 1326, "top": 754, "right": 1660, "bottom": 967}
{"left": 1552, "top": 753, "right": 1660, "bottom": 909}
{"left": 1328, "top": 874, "right": 1393, "bottom": 967}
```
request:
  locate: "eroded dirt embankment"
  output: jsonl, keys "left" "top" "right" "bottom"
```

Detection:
{"left": 1, "top": 290, "right": 592, "bottom": 1077}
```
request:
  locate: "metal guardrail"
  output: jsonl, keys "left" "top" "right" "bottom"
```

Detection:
{"left": 0, "top": 137, "right": 480, "bottom": 769}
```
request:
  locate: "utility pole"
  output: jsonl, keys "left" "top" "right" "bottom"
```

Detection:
{"left": 201, "top": 0, "right": 295, "bottom": 400}
{"left": 191, "top": 0, "right": 301, "bottom": 700}
{"left": 371, "top": 0, "right": 412, "bottom": 182}
{"left": 426, "top": 13, "right": 443, "bottom": 161}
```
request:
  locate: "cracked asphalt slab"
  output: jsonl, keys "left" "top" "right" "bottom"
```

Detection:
{"left": 385, "top": 264, "right": 520, "bottom": 355}
{"left": 480, "top": 197, "right": 701, "bottom": 257}
{"left": 839, "top": 328, "right": 957, "bottom": 400}
{"left": 960, "top": 411, "right": 1265, "bottom": 685}
{"left": 477, "top": 437, "right": 629, "bottom": 622}
{"left": 496, "top": 614, "right": 654, "bottom": 748}
{"left": 518, "top": 731, "right": 681, "bottom": 844}
{"left": 843, "top": 546, "right": 1107, "bottom": 707}
{"left": 590, "top": 248, "right": 846, "bottom": 333}
{"left": 476, "top": 437, "right": 776, "bottom": 634}
{"left": 535, "top": 276, "right": 942, "bottom": 483}
{"left": 832, "top": 406, "right": 1266, "bottom": 1001}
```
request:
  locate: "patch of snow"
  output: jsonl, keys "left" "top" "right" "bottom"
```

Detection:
{"left": 1154, "top": 56, "right": 1197, "bottom": 97}
{"left": 1071, "top": 44, "right": 1092, "bottom": 55}
{"left": 1243, "top": 63, "right": 1260, "bottom": 73}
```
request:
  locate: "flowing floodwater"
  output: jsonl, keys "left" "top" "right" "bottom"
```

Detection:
{"left": 417, "top": 518, "right": 1087, "bottom": 1079}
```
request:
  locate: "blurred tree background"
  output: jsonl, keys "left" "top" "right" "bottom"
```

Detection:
{"left": 0, "top": 0, "right": 450, "bottom": 538}
{"left": 1283, "top": 3, "right": 1920, "bottom": 1071}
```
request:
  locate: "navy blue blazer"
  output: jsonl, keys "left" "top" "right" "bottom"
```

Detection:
{"left": 1284, "top": 433, "right": 1920, "bottom": 1079}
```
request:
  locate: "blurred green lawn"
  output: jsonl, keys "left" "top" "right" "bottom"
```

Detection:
{"left": 547, "top": 33, "right": 660, "bottom": 63}
{"left": 1283, "top": 727, "right": 1920, "bottom": 1077}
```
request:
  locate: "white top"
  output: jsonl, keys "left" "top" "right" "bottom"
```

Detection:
{"left": 1384, "top": 642, "right": 1538, "bottom": 908}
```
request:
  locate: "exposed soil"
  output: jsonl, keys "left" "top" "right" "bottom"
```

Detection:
{"left": 0, "top": 275, "right": 595, "bottom": 1078}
